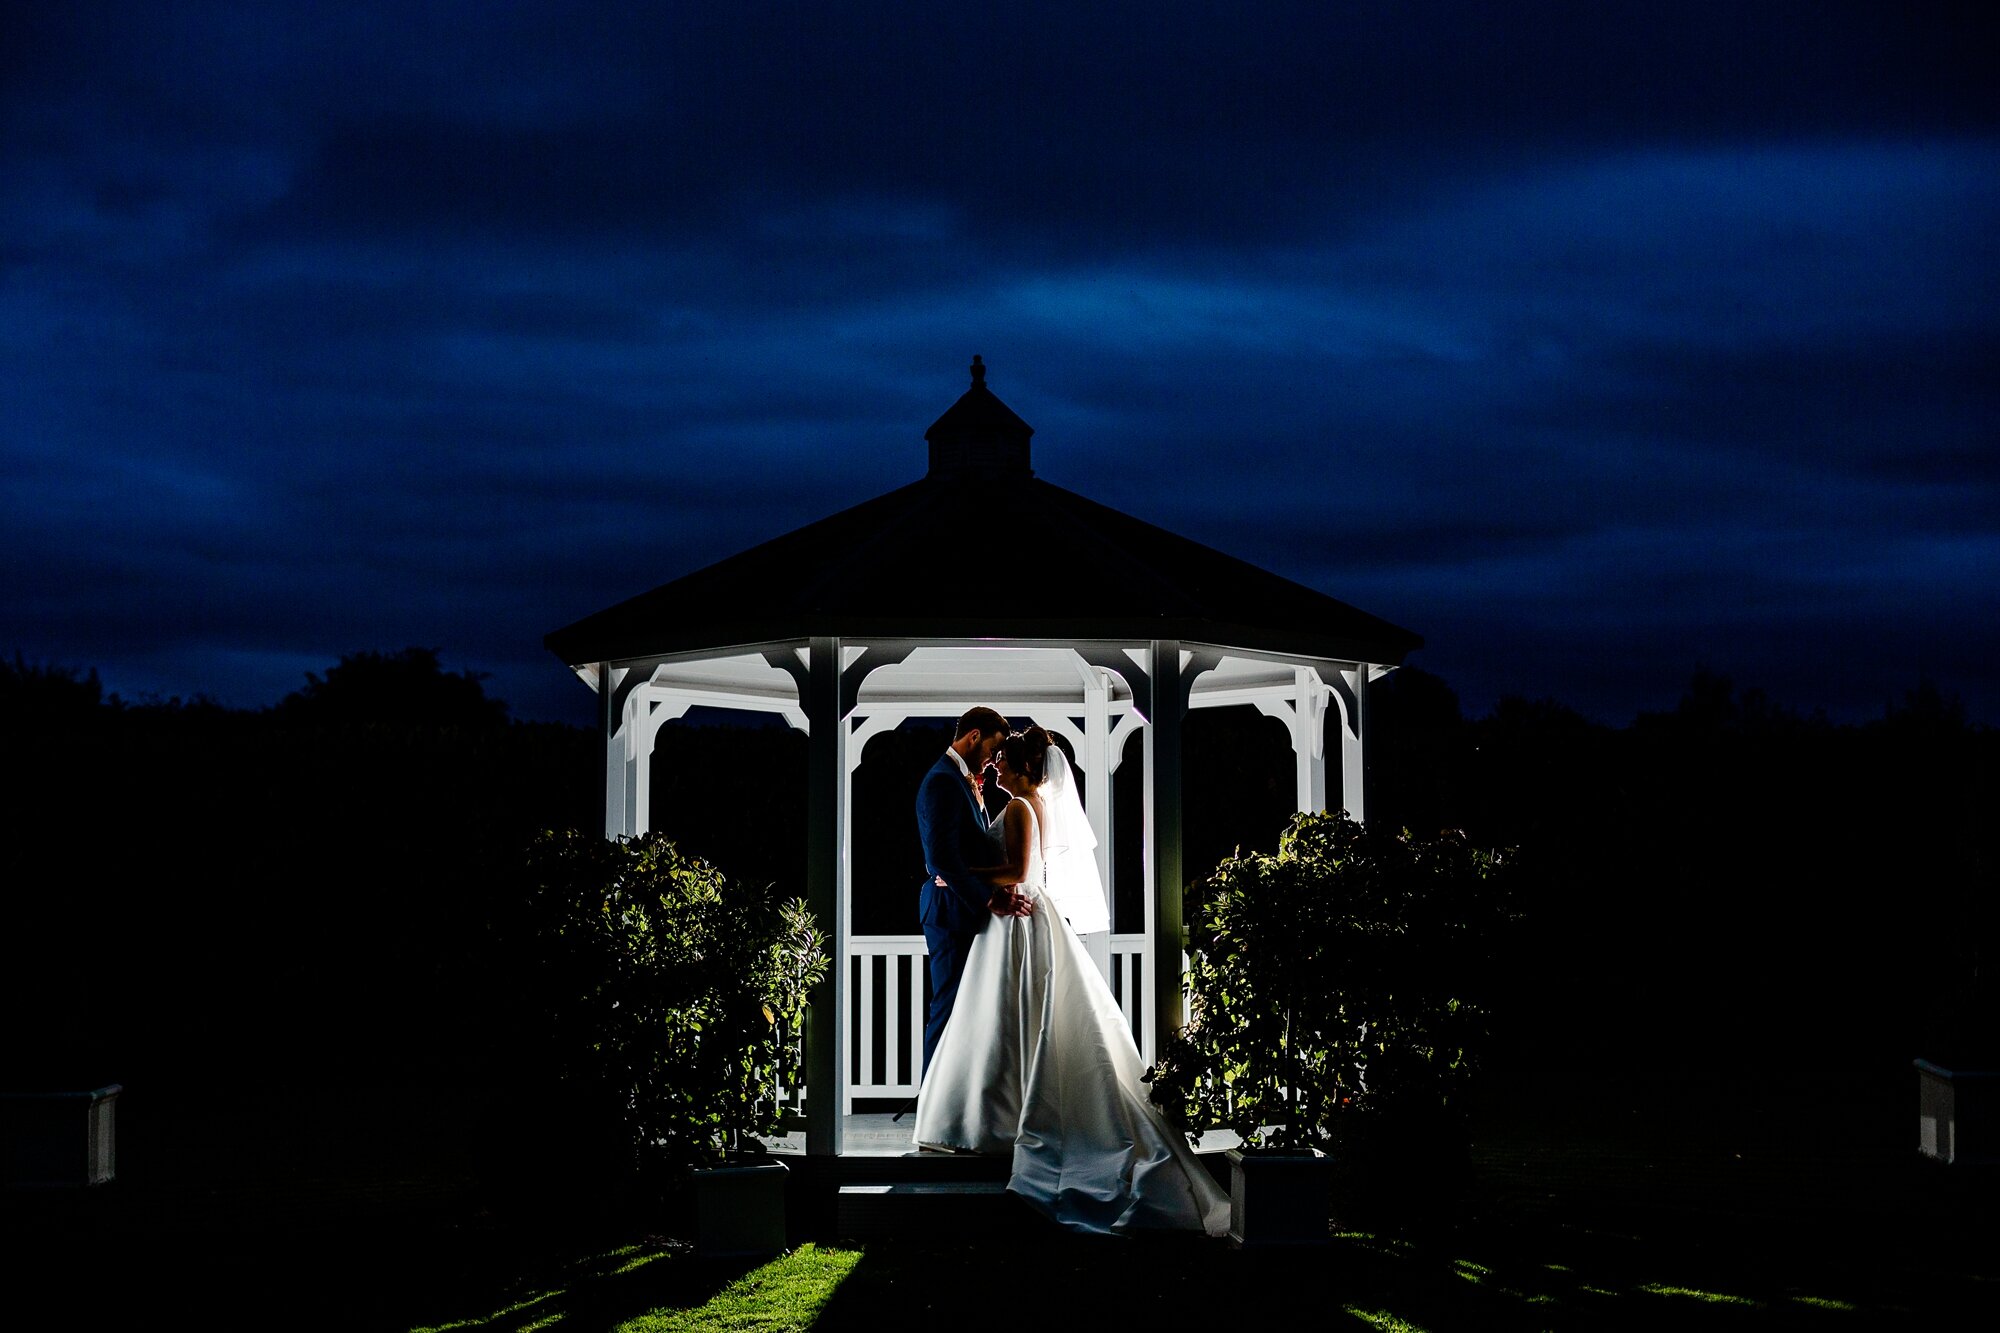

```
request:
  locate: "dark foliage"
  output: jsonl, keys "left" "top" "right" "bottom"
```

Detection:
{"left": 277, "top": 647, "right": 509, "bottom": 729}
{"left": 1149, "top": 813, "right": 1518, "bottom": 1152}
{"left": 503, "top": 829, "right": 828, "bottom": 1182}
{"left": 0, "top": 655, "right": 105, "bottom": 725}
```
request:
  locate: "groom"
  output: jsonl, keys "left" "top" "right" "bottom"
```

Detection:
{"left": 916, "top": 706, "right": 1032, "bottom": 1073}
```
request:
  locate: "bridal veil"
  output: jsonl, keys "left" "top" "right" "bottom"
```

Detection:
{"left": 1038, "top": 744, "right": 1110, "bottom": 934}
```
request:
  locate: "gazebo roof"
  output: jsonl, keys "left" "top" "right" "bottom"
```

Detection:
{"left": 547, "top": 361, "right": 1423, "bottom": 668}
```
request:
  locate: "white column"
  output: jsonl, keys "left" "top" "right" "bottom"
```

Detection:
{"left": 1146, "top": 640, "right": 1189, "bottom": 1067}
{"left": 840, "top": 714, "right": 856, "bottom": 1115}
{"left": 803, "top": 637, "right": 847, "bottom": 1156}
{"left": 602, "top": 665, "right": 638, "bottom": 840}
{"left": 1080, "top": 666, "right": 1114, "bottom": 981}
{"left": 1337, "top": 664, "right": 1370, "bottom": 826}
{"left": 1255, "top": 668, "right": 1332, "bottom": 817}
{"left": 1295, "top": 667, "right": 1329, "bottom": 815}
{"left": 631, "top": 717, "right": 651, "bottom": 838}
{"left": 604, "top": 740, "right": 634, "bottom": 840}
{"left": 1139, "top": 708, "right": 1156, "bottom": 1065}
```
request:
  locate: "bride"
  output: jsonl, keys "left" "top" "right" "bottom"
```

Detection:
{"left": 913, "top": 725, "right": 1230, "bottom": 1238}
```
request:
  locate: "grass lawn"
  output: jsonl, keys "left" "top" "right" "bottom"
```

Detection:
{"left": 4, "top": 1062, "right": 1991, "bottom": 1331}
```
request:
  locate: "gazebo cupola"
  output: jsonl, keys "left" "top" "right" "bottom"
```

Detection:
{"left": 548, "top": 359, "right": 1422, "bottom": 1157}
{"left": 926, "top": 354, "right": 1033, "bottom": 477}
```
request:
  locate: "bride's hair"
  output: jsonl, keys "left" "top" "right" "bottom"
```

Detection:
{"left": 999, "top": 725, "right": 1054, "bottom": 785}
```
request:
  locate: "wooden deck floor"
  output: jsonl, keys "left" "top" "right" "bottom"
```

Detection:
{"left": 757, "top": 1112, "right": 1247, "bottom": 1158}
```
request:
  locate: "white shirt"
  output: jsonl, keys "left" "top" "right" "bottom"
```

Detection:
{"left": 946, "top": 746, "right": 987, "bottom": 812}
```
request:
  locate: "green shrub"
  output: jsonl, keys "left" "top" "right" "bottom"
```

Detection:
{"left": 1148, "top": 812, "right": 1517, "bottom": 1152}
{"left": 518, "top": 829, "right": 829, "bottom": 1181}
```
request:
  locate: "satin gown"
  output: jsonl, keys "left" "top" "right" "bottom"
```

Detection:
{"left": 912, "top": 806, "right": 1230, "bottom": 1237}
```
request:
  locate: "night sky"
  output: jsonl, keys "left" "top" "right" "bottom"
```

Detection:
{"left": 4, "top": 3, "right": 1994, "bottom": 728}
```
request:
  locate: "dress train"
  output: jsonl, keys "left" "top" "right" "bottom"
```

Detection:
{"left": 912, "top": 811, "right": 1228, "bottom": 1236}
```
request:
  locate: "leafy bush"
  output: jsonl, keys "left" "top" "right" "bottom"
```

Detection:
{"left": 1148, "top": 812, "right": 1517, "bottom": 1152}
{"left": 518, "top": 829, "right": 829, "bottom": 1181}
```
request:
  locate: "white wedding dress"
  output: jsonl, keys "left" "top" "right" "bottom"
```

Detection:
{"left": 912, "top": 795, "right": 1230, "bottom": 1237}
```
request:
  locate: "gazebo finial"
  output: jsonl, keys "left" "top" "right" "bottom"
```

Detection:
{"left": 926, "top": 354, "right": 1032, "bottom": 476}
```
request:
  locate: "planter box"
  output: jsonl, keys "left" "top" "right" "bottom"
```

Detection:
{"left": 1225, "top": 1147, "right": 1332, "bottom": 1247}
{"left": 1, "top": 1084, "right": 121, "bottom": 1187}
{"left": 693, "top": 1159, "right": 789, "bottom": 1258}
{"left": 1916, "top": 1059, "right": 2000, "bottom": 1165}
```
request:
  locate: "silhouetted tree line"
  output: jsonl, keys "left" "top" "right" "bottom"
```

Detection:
{"left": 2, "top": 650, "right": 1991, "bottom": 1100}
{"left": 1366, "top": 667, "right": 1996, "bottom": 1076}
{"left": 1, "top": 650, "right": 596, "bottom": 1093}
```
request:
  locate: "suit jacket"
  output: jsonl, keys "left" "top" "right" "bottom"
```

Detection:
{"left": 916, "top": 752, "right": 998, "bottom": 937}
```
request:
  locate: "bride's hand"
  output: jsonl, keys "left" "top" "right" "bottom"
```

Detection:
{"left": 989, "top": 887, "right": 1035, "bottom": 918}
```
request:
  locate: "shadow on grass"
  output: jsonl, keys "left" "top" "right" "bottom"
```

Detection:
{"left": 395, "top": 1240, "right": 751, "bottom": 1332}
{"left": 800, "top": 1227, "right": 1903, "bottom": 1333}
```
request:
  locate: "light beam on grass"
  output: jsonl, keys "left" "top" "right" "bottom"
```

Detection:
{"left": 1342, "top": 1310, "right": 1430, "bottom": 1332}
{"left": 613, "top": 1243, "right": 861, "bottom": 1333}
{"left": 613, "top": 1251, "right": 673, "bottom": 1276}
{"left": 1638, "top": 1283, "right": 1761, "bottom": 1307}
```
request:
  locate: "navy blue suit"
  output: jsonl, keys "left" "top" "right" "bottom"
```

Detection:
{"left": 916, "top": 752, "right": 998, "bottom": 1072}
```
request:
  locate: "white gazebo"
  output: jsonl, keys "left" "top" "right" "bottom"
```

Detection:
{"left": 546, "top": 357, "right": 1421, "bottom": 1156}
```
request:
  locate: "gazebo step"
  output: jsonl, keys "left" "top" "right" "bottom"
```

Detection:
{"left": 835, "top": 1179, "right": 1044, "bottom": 1240}
{"left": 831, "top": 1153, "right": 1011, "bottom": 1183}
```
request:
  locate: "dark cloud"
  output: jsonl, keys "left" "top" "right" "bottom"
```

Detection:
{"left": 3, "top": 2, "right": 1994, "bottom": 727}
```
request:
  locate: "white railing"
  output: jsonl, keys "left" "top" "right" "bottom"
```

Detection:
{"left": 846, "top": 935, "right": 930, "bottom": 1103}
{"left": 843, "top": 933, "right": 1152, "bottom": 1109}
{"left": 1107, "top": 937, "right": 1151, "bottom": 1062}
